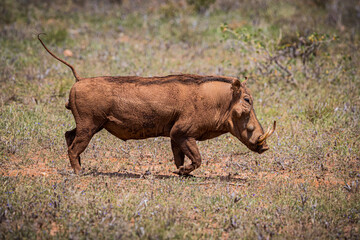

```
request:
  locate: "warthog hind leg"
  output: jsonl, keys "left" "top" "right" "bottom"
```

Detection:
{"left": 68, "top": 127, "right": 97, "bottom": 174}
{"left": 65, "top": 128, "right": 82, "bottom": 167}
{"left": 65, "top": 128, "right": 76, "bottom": 147}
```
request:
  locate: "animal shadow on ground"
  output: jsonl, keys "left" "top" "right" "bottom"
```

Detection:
{"left": 77, "top": 169, "right": 248, "bottom": 183}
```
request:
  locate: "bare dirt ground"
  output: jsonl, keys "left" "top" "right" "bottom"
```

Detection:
{"left": 1, "top": 150, "right": 348, "bottom": 189}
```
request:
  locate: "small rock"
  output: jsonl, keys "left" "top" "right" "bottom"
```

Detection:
{"left": 63, "top": 49, "right": 73, "bottom": 57}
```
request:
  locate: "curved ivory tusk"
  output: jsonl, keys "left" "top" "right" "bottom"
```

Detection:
{"left": 258, "top": 121, "right": 276, "bottom": 144}
{"left": 258, "top": 128, "right": 270, "bottom": 143}
{"left": 267, "top": 121, "right": 276, "bottom": 138}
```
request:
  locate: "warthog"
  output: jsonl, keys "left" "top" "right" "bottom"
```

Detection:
{"left": 38, "top": 34, "right": 276, "bottom": 175}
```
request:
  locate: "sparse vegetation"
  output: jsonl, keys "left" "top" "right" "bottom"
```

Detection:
{"left": 1, "top": 0, "right": 359, "bottom": 239}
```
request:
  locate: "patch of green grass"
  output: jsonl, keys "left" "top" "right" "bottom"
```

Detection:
{"left": 1, "top": 174, "right": 358, "bottom": 239}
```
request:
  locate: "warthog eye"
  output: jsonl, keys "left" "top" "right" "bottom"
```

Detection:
{"left": 244, "top": 98, "right": 251, "bottom": 104}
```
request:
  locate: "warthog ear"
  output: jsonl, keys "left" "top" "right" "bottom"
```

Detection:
{"left": 242, "top": 77, "right": 248, "bottom": 86}
{"left": 231, "top": 79, "right": 241, "bottom": 93}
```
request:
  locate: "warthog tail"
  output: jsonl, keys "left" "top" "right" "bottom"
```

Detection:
{"left": 37, "top": 33, "right": 82, "bottom": 82}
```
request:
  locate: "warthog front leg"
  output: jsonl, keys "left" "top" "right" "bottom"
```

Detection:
{"left": 171, "top": 137, "right": 202, "bottom": 175}
{"left": 171, "top": 139, "right": 185, "bottom": 169}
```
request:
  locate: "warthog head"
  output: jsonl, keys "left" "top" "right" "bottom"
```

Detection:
{"left": 228, "top": 79, "right": 276, "bottom": 154}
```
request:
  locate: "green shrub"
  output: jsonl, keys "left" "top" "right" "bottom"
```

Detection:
{"left": 186, "top": 0, "right": 216, "bottom": 13}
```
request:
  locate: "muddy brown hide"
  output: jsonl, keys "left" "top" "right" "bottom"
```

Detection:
{"left": 65, "top": 74, "right": 269, "bottom": 175}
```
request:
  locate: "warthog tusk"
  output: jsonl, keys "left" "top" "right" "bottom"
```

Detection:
{"left": 258, "top": 121, "right": 276, "bottom": 145}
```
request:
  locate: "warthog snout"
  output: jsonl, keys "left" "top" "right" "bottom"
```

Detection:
{"left": 256, "top": 143, "right": 269, "bottom": 154}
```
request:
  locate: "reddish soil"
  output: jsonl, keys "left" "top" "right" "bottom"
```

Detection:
{"left": 0, "top": 151, "right": 348, "bottom": 190}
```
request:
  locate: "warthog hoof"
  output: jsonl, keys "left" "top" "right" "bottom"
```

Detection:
{"left": 173, "top": 166, "right": 192, "bottom": 176}
{"left": 73, "top": 166, "right": 82, "bottom": 175}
